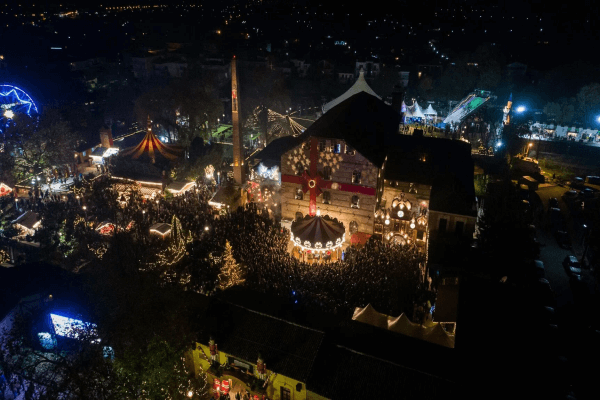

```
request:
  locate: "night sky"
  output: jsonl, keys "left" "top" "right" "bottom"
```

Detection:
{"left": 1, "top": 0, "right": 599, "bottom": 104}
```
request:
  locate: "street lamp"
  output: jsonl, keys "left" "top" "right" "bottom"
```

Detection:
{"left": 516, "top": 106, "right": 526, "bottom": 113}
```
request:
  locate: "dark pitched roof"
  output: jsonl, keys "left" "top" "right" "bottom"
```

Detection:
{"left": 12, "top": 211, "right": 39, "bottom": 230}
{"left": 303, "top": 91, "right": 400, "bottom": 166}
{"left": 196, "top": 299, "right": 324, "bottom": 383}
{"left": 253, "top": 91, "right": 400, "bottom": 168}
{"left": 383, "top": 136, "right": 476, "bottom": 216}
{"left": 307, "top": 344, "right": 458, "bottom": 400}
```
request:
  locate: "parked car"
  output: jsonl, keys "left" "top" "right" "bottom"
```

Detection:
{"left": 563, "top": 190, "right": 578, "bottom": 200}
{"left": 562, "top": 255, "right": 582, "bottom": 276}
{"left": 571, "top": 177, "right": 584, "bottom": 188}
{"left": 585, "top": 176, "right": 600, "bottom": 185}
{"left": 531, "top": 260, "right": 546, "bottom": 279}
{"left": 554, "top": 230, "right": 571, "bottom": 249}
{"left": 534, "top": 278, "right": 555, "bottom": 307}
{"left": 581, "top": 188, "right": 595, "bottom": 199}
{"left": 548, "top": 197, "right": 559, "bottom": 208}
{"left": 549, "top": 207, "right": 563, "bottom": 230}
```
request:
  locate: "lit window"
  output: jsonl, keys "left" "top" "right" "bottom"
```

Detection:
{"left": 352, "top": 170, "right": 362, "bottom": 184}
{"left": 351, "top": 195, "right": 360, "bottom": 209}
{"left": 322, "top": 191, "right": 331, "bottom": 204}
{"left": 323, "top": 166, "right": 332, "bottom": 180}
{"left": 349, "top": 220, "right": 359, "bottom": 234}
{"left": 345, "top": 145, "right": 355, "bottom": 155}
{"left": 318, "top": 140, "right": 326, "bottom": 152}
{"left": 296, "top": 162, "right": 304, "bottom": 176}
{"left": 295, "top": 189, "right": 303, "bottom": 200}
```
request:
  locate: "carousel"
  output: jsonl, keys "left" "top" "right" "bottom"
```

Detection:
{"left": 290, "top": 209, "right": 345, "bottom": 263}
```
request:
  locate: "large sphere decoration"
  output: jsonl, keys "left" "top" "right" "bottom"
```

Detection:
{"left": 0, "top": 84, "right": 39, "bottom": 121}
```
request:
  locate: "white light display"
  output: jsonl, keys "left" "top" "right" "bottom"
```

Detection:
{"left": 50, "top": 313, "right": 98, "bottom": 341}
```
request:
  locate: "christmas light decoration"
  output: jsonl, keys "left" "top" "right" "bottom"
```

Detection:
{"left": 217, "top": 240, "right": 245, "bottom": 290}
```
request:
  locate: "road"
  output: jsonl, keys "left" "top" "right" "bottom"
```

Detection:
{"left": 533, "top": 185, "right": 599, "bottom": 397}
{"left": 534, "top": 185, "right": 596, "bottom": 308}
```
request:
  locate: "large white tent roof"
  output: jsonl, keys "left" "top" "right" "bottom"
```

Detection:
{"left": 323, "top": 71, "right": 381, "bottom": 114}
{"left": 424, "top": 104, "right": 437, "bottom": 115}
{"left": 410, "top": 101, "right": 425, "bottom": 119}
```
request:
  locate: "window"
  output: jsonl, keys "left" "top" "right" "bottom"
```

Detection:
{"left": 455, "top": 221, "right": 465, "bottom": 235}
{"left": 295, "top": 189, "right": 303, "bottom": 200}
{"left": 393, "top": 222, "right": 400, "bottom": 232}
{"left": 351, "top": 195, "right": 360, "bottom": 209}
{"left": 332, "top": 142, "right": 342, "bottom": 154}
{"left": 318, "top": 140, "right": 326, "bottom": 152}
{"left": 82, "top": 151, "right": 87, "bottom": 156}
{"left": 416, "top": 230, "right": 425, "bottom": 240}
{"left": 439, "top": 218, "right": 447, "bottom": 233}
{"left": 296, "top": 162, "right": 304, "bottom": 176}
{"left": 323, "top": 166, "right": 332, "bottom": 180}
{"left": 281, "top": 387, "right": 291, "bottom": 400}
{"left": 352, "top": 170, "right": 361, "bottom": 184}
{"left": 349, "top": 220, "right": 359, "bottom": 234}
{"left": 345, "top": 144, "right": 355, "bottom": 155}
{"left": 322, "top": 191, "right": 331, "bottom": 204}
{"left": 295, "top": 212, "right": 303, "bottom": 221}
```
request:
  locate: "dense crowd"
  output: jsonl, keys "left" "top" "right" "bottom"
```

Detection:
{"left": 8, "top": 177, "right": 430, "bottom": 318}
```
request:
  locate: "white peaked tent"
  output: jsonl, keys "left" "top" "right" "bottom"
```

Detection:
{"left": 410, "top": 101, "right": 425, "bottom": 119}
{"left": 424, "top": 104, "right": 437, "bottom": 116}
{"left": 323, "top": 70, "right": 381, "bottom": 114}
{"left": 401, "top": 101, "right": 407, "bottom": 113}
{"left": 425, "top": 323, "right": 455, "bottom": 348}
{"left": 352, "top": 304, "right": 388, "bottom": 329}
{"left": 354, "top": 307, "right": 456, "bottom": 348}
{"left": 388, "top": 313, "right": 418, "bottom": 336}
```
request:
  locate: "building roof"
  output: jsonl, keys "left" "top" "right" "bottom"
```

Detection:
{"left": 322, "top": 71, "right": 381, "bottom": 114}
{"left": 254, "top": 91, "right": 400, "bottom": 168}
{"left": 12, "top": 211, "right": 40, "bottom": 230}
{"left": 149, "top": 223, "right": 172, "bottom": 236}
{"left": 383, "top": 136, "right": 475, "bottom": 216}
{"left": 196, "top": 299, "right": 325, "bottom": 383}
{"left": 307, "top": 344, "right": 458, "bottom": 400}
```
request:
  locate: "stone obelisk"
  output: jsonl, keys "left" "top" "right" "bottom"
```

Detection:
{"left": 231, "top": 55, "right": 244, "bottom": 185}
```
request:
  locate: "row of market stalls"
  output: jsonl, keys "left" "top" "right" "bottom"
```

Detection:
{"left": 531, "top": 123, "right": 600, "bottom": 142}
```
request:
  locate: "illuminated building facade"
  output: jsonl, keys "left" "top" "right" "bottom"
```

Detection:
{"left": 251, "top": 91, "right": 477, "bottom": 262}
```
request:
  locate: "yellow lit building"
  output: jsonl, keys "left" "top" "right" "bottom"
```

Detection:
{"left": 190, "top": 300, "right": 324, "bottom": 400}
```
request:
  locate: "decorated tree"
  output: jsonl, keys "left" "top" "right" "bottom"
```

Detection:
{"left": 217, "top": 240, "right": 245, "bottom": 290}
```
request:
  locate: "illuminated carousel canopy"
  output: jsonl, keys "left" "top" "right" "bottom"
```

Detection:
{"left": 290, "top": 214, "right": 345, "bottom": 252}
{"left": 120, "top": 117, "right": 183, "bottom": 163}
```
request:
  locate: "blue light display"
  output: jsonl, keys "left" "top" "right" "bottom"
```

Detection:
{"left": 50, "top": 313, "right": 98, "bottom": 341}
{"left": 0, "top": 84, "right": 38, "bottom": 118}
{"left": 37, "top": 332, "right": 57, "bottom": 350}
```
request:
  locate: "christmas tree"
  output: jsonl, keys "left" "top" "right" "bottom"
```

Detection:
{"left": 218, "top": 240, "right": 245, "bottom": 290}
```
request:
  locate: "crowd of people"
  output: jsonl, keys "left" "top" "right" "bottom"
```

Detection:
{"left": 6, "top": 175, "right": 431, "bottom": 318}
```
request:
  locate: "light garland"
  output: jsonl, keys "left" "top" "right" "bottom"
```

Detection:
{"left": 290, "top": 233, "right": 345, "bottom": 253}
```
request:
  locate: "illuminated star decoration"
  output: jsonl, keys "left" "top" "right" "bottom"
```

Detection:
{"left": 287, "top": 147, "right": 311, "bottom": 175}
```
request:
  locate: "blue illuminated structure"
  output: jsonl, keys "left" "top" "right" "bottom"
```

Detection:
{"left": 50, "top": 313, "right": 98, "bottom": 341}
{"left": 0, "top": 84, "right": 38, "bottom": 119}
